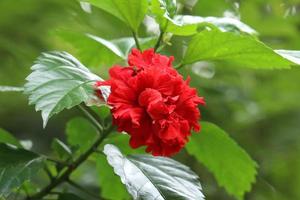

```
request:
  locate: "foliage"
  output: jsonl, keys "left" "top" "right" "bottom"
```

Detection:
{"left": 0, "top": 0, "right": 300, "bottom": 200}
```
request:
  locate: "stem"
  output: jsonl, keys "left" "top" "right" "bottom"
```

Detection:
{"left": 67, "top": 179, "right": 101, "bottom": 199}
{"left": 26, "top": 125, "right": 113, "bottom": 200}
{"left": 154, "top": 30, "right": 164, "bottom": 52}
{"left": 175, "top": 62, "right": 184, "bottom": 70}
{"left": 26, "top": 103, "right": 114, "bottom": 200}
{"left": 132, "top": 30, "right": 141, "bottom": 50}
{"left": 46, "top": 157, "right": 68, "bottom": 166}
{"left": 78, "top": 104, "right": 103, "bottom": 133}
{"left": 154, "top": 20, "right": 169, "bottom": 52}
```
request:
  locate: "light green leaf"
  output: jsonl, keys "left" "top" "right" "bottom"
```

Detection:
{"left": 57, "top": 31, "right": 156, "bottom": 69}
{"left": 87, "top": 34, "right": 156, "bottom": 59}
{"left": 66, "top": 117, "right": 98, "bottom": 154}
{"left": 86, "top": 0, "right": 148, "bottom": 31}
{"left": 103, "top": 144, "right": 205, "bottom": 200}
{"left": 167, "top": 15, "right": 257, "bottom": 36}
{"left": 0, "top": 128, "right": 21, "bottom": 147}
{"left": 149, "top": 0, "right": 176, "bottom": 29}
{"left": 0, "top": 143, "right": 44, "bottom": 197}
{"left": 185, "top": 122, "right": 257, "bottom": 200}
{"left": 275, "top": 50, "right": 300, "bottom": 65}
{"left": 24, "top": 51, "right": 105, "bottom": 127}
{"left": 0, "top": 86, "right": 24, "bottom": 92}
{"left": 51, "top": 138, "right": 72, "bottom": 160}
{"left": 183, "top": 29, "right": 293, "bottom": 69}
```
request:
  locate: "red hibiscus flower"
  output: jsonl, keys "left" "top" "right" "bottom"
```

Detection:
{"left": 96, "top": 48, "right": 205, "bottom": 156}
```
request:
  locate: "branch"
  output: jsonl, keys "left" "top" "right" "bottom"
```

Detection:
{"left": 26, "top": 110, "right": 114, "bottom": 200}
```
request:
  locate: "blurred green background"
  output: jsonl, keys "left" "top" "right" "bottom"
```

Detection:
{"left": 0, "top": 0, "right": 300, "bottom": 199}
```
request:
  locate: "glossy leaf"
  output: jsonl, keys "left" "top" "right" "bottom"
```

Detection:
{"left": 24, "top": 51, "right": 106, "bottom": 127}
{"left": 66, "top": 117, "right": 98, "bottom": 154}
{"left": 96, "top": 155, "right": 130, "bottom": 200}
{"left": 0, "top": 143, "right": 44, "bottom": 197}
{"left": 86, "top": 0, "right": 148, "bottom": 31}
{"left": 167, "top": 15, "right": 257, "bottom": 36}
{"left": 96, "top": 133, "right": 144, "bottom": 200}
{"left": 186, "top": 122, "right": 257, "bottom": 199}
{"left": 275, "top": 50, "right": 300, "bottom": 65}
{"left": 0, "top": 128, "right": 21, "bottom": 147}
{"left": 103, "top": 144, "right": 204, "bottom": 200}
{"left": 183, "top": 29, "right": 293, "bottom": 69}
{"left": 0, "top": 86, "right": 24, "bottom": 92}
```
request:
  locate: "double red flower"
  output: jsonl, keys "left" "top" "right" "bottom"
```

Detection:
{"left": 96, "top": 49, "right": 205, "bottom": 156}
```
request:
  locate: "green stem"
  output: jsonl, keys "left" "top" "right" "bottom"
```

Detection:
{"left": 154, "top": 30, "right": 164, "bottom": 52}
{"left": 175, "top": 62, "right": 184, "bottom": 70}
{"left": 132, "top": 30, "right": 141, "bottom": 50}
{"left": 78, "top": 104, "right": 103, "bottom": 133}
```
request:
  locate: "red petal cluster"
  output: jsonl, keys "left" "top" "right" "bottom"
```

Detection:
{"left": 96, "top": 48, "right": 205, "bottom": 156}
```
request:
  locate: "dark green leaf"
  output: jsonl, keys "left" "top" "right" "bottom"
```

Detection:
{"left": 103, "top": 144, "right": 204, "bottom": 200}
{"left": 0, "top": 128, "right": 21, "bottom": 147}
{"left": 51, "top": 138, "right": 72, "bottom": 160}
{"left": 86, "top": 0, "right": 148, "bottom": 31}
{"left": 0, "top": 143, "right": 44, "bottom": 197}
{"left": 66, "top": 117, "right": 98, "bottom": 154}
{"left": 58, "top": 193, "right": 84, "bottom": 200}
{"left": 183, "top": 29, "right": 293, "bottom": 69}
{"left": 24, "top": 51, "right": 105, "bottom": 127}
{"left": 0, "top": 86, "right": 24, "bottom": 92}
{"left": 185, "top": 122, "right": 257, "bottom": 199}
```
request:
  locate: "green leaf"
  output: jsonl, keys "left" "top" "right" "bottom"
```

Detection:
{"left": 57, "top": 31, "right": 156, "bottom": 69}
{"left": 183, "top": 29, "right": 293, "bottom": 69}
{"left": 66, "top": 117, "right": 98, "bottom": 154}
{"left": 96, "top": 134, "right": 144, "bottom": 200}
{"left": 58, "top": 193, "right": 84, "bottom": 200}
{"left": 185, "top": 122, "right": 257, "bottom": 200}
{"left": 0, "top": 86, "right": 24, "bottom": 92}
{"left": 96, "top": 155, "right": 130, "bottom": 200}
{"left": 87, "top": 34, "right": 156, "bottom": 59}
{"left": 24, "top": 51, "right": 105, "bottom": 127}
{"left": 275, "top": 50, "right": 300, "bottom": 65}
{"left": 150, "top": 0, "right": 176, "bottom": 29}
{"left": 0, "top": 143, "right": 44, "bottom": 197}
{"left": 103, "top": 144, "right": 205, "bottom": 200}
{"left": 51, "top": 138, "right": 72, "bottom": 160}
{"left": 86, "top": 0, "right": 148, "bottom": 31}
{"left": 167, "top": 15, "right": 257, "bottom": 36}
{"left": 0, "top": 128, "right": 21, "bottom": 147}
